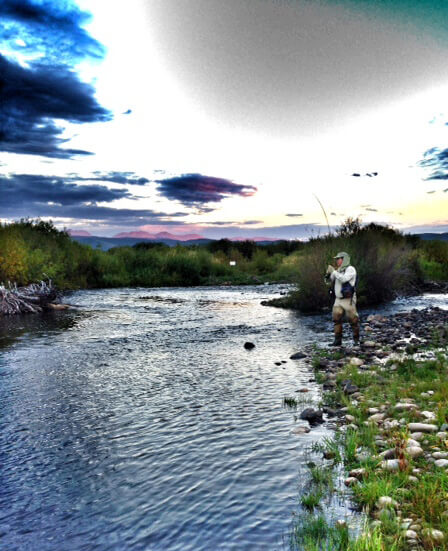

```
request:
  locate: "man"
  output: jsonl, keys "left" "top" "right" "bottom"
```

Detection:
{"left": 325, "top": 251, "right": 360, "bottom": 346}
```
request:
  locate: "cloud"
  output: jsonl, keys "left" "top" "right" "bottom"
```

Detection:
{"left": 0, "top": 54, "right": 111, "bottom": 158}
{"left": 419, "top": 147, "right": 448, "bottom": 180}
{"left": 365, "top": 208, "right": 378, "bottom": 212}
{"left": 0, "top": 173, "right": 184, "bottom": 226}
{"left": 0, "top": 0, "right": 104, "bottom": 63}
{"left": 286, "top": 213, "right": 303, "bottom": 217}
{"left": 0, "top": 174, "right": 132, "bottom": 207}
{"left": 89, "top": 171, "right": 150, "bottom": 185}
{"left": 155, "top": 173, "right": 257, "bottom": 208}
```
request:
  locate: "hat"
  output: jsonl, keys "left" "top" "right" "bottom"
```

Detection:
{"left": 333, "top": 252, "right": 346, "bottom": 259}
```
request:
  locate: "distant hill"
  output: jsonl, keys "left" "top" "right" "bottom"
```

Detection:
{"left": 71, "top": 236, "right": 214, "bottom": 250}
{"left": 415, "top": 233, "right": 448, "bottom": 242}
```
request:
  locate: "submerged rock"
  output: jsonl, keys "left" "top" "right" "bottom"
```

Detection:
{"left": 244, "top": 342, "right": 255, "bottom": 350}
{"left": 290, "top": 351, "right": 307, "bottom": 359}
{"left": 300, "top": 408, "right": 324, "bottom": 425}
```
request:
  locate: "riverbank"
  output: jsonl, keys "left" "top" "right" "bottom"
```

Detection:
{"left": 287, "top": 305, "right": 448, "bottom": 550}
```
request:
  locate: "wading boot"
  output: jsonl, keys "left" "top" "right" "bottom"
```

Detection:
{"left": 351, "top": 319, "right": 360, "bottom": 345}
{"left": 330, "top": 323, "right": 343, "bottom": 347}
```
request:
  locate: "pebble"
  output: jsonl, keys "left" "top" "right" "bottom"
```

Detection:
{"left": 368, "top": 413, "right": 386, "bottom": 423}
{"left": 381, "top": 459, "right": 400, "bottom": 471}
{"left": 407, "top": 447, "right": 424, "bottom": 459}
{"left": 437, "top": 431, "right": 448, "bottom": 439}
{"left": 405, "top": 530, "right": 418, "bottom": 540}
{"left": 376, "top": 496, "right": 398, "bottom": 508}
{"left": 432, "top": 452, "right": 448, "bottom": 459}
{"left": 410, "top": 432, "right": 424, "bottom": 441}
{"left": 349, "top": 468, "right": 366, "bottom": 479}
{"left": 395, "top": 402, "right": 417, "bottom": 411}
{"left": 344, "top": 477, "right": 358, "bottom": 486}
{"left": 434, "top": 459, "right": 448, "bottom": 468}
{"left": 408, "top": 423, "right": 438, "bottom": 433}
{"left": 420, "top": 411, "right": 436, "bottom": 421}
{"left": 292, "top": 426, "right": 310, "bottom": 435}
{"left": 349, "top": 357, "right": 364, "bottom": 366}
{"left": 423, "top": 529, "right": 444, "bottom": 543}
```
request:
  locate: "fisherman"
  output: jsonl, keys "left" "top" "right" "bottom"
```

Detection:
{"left": 325, "top": 252, "right": 360, "bottom": 346}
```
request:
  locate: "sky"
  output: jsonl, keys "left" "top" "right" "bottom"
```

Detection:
{"left": 1, "top": 0, "right": 448, "bottom": 239}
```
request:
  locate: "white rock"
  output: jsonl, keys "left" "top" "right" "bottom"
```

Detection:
{"left": 427, "top": 391, "right": 435, "bottom": 395}
{"left": 381, "top": 459, "right": 400, "bottom": 471}
{"left": 369, "top": 413, "right": 386, "bottom": 423}
{"left": 395, "top": 403, "right": 417, "bottom": 411}
{"left": 408, "top": 476, "right": 418, "bottom": 482}
{"left": 344, "top": 477, "right": 359, "bottom": 486}
{"left": 420, "top": 411, "right": 436, "bottom": 421}
{"left": 350, "top": 357, "right": 364, "bottom": 366}
{"left": 408, "top": 423, "right": 438, "bottom": 433}
{"left": 432, "top": 452, "right": 448, "bottom": 459}
{"left": 407, "top": 447, "right": 423, "bottom": 459}
{"left": 345, "top": 414, "right": 356, "bottom": 423}
{"left": 363, "top": 341, "right": 376, "bottom": 348}
{"left": 384, "top": 419, "right": 400, "bottom": 429}
{"left": 424, "top": 529, "right": 444, "bottom": 543}
{"left": 405, "top": 530, "right": 418, "bottom": 540}
{"left": 349, "top": 468, "right": 366, "bottom": 479}
{"left": 434, "top": 459, "right": 448, "bottom": 468}
{"left": 410, "top": 432, "right": 424, "bottom": 441}
{"left": 368, "top": 407, "right": 380, "bottom": 414}
{"left": 376, "top": 496, "right": 398, "bottom": 508}
{"left": 406, "top": 439, "right": 420, "bottom": 448}
{"left": 437, "top": 431, "right": 448, "bottom": 439}
{"left": 292, "top": 426, "right": 310, "bottom": 434}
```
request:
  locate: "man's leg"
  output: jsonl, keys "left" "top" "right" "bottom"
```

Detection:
{"left": 331, "top": 304, "right": 344, "bottom": 346}
{"left": 346, "top": 300, "right": 360, "bottom": 344}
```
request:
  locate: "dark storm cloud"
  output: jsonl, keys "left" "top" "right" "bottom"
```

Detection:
{"left": 0, "top": 0, "right": 104, "bottom": 63}
{"left": 0, "top": 54, "right": 111, "bottom": 158}
{"left": 0, "top": 174, "right": 132, "bottom": 207}
{"left": 155, "top": 174, "right": 257, "bottom": 207}
{"left": 420, "top": 147, "right": 448, "bottom": 180}
{"left": 200, "top": 223, "right": 333, "bottom": 240}
{"left": 0, "top": 174, "right": 185, "bottom": 225}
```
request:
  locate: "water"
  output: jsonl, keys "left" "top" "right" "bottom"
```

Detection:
{"left": 1, "top": 285, "right": 447, "bottom": 551}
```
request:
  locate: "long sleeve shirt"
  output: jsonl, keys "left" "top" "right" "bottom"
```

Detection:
{"left": 330, "top": 265, "right": 357, "bottom": 299}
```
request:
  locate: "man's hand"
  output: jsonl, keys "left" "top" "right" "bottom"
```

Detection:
{"left": 326, "top": 264, "right": 335, "bottom": 274}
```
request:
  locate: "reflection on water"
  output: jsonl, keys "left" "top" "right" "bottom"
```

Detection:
{"left": 1, "top": 286, "right": 447, "bottom": 551}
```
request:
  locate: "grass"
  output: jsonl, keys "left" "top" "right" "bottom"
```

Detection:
{"left": 288, "top": 335, "right": 448, "bottom": 550}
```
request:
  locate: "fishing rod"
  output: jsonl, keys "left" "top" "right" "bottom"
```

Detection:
{"left": 312, "top": 193, "right": 332, "bottom": 236}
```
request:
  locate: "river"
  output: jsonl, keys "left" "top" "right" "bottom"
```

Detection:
{"left": 1, "top": 285, "right": 447, "bottom": 551}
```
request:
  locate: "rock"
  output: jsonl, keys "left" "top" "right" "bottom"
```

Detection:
{"left": 344, "top": 477, "right": 358, "bottom": 486}
{"left": 368, "top": 407, "right": 380, "bottom": 414}
{"left": 405, "top": 530, "right": 418, "bottom": 540}
{"left": 408, "top": 423, "right": 438, "bottom": 433}
{"left": 434, "top": 459, "right": 448, "bottom": 468}
{"left": 296, "top": 388, "right": 310, "bottom": 393}
{"left": 363, "top": 340, "right": 376, "bottom": 348}
{"left": 406, "top": 439, "right": 421, "bottom": 448}
{"left": 423, "top": 529, "right": 444, "bottom": 543}
{"left": 408, "top": 476, "right": 418, "bottom": 482}
{"left": 300, "top": 408, "right": 324, "bottom": 425}
{"left": 244, "top": 342, "right": 255, "bottom": 350}
{"left": 410, "top": 432, "right": 424, "bottom": 441}
{"left": 383, "top": 419, "right": 400, "bottom": 430}
{"left": 381, "top": 459, "right": 400, "bottom": 471}
{"left": 432, "top": 452, "right": 448, "bottom": 459}
{"left": 343, "top": 383, "right": 359, "bottom": 395}
{"left": 395, "top": 403, "right": 417, "bottom": 411}
{"left": 290, "top": 351, "right": 307, "bottom": 359}
{"left": 407, "top": 447, "right": 423, "bottom": 459}
{"left": 349, "top": 468, "right": 366, "bottom": 479}
{"left": 349, "top": 357, "right": 364, "bottom": 366}
{"left": 336, "top": 520, "right": 347, "bottom": 528}
{"left": 376, "top": 496, "right": 398, "bottom": 508}
{"left": 368, "top": 413, "right": 386, "bottom": 424}
{"left": 292, "top": 426, "right": 311, "bottom": 435}
{"left": 322, "top": 406, "right": 337, "bottom": 417}
{"left": 437, "top": 432, "right": 448, "bottom": 439}
{"left": 420, "top": 411, "right": 436, "bottom": 421}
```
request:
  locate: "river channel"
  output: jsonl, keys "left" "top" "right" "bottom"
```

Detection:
{"left": 1, "top": 285, "right": 447, "bottom": 550}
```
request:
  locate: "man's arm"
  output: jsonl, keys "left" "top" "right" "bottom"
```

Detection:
{"left": 332, "top": 266, "right": 356, "bottom": 283}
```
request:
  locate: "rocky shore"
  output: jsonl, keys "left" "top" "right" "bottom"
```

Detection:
{"left": 288, "top": 305, "right": 448, "bottom": 550}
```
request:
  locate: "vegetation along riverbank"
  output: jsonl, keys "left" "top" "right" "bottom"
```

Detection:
{"left": 0, "top": 219, "right": 447, "bottom": 302}
{"left": 285, "top": 306, "right": 448, "bottom": 550}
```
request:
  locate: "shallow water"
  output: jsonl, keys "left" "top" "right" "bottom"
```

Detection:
{"left": 0, "top": 286, "right": 447, "bottom": 551}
